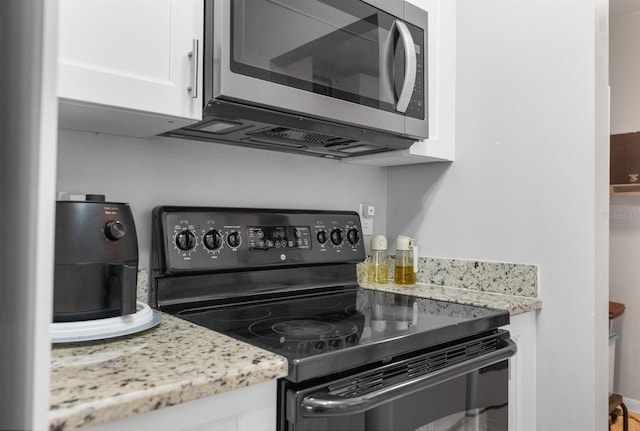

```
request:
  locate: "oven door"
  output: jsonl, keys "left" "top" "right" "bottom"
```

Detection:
{"left": 207, "top": 0, "right": 428, "bottom": 139}
{"left": 283, "top": 335, "right": 516, "bottom": 431}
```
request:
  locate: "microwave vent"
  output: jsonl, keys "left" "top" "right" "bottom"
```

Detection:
{"left": 163, "top": 100, "right": 417, "bottom": 159}
{"left": 253, "top": 127, "right": 357, "bottom": 147}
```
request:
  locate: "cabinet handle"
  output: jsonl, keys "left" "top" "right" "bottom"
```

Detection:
{"left": 188, "top": 38, "right": 199, "bottom": 99}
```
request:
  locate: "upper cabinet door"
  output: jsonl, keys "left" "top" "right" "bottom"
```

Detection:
{"left": 58, "top": 0, "right": 203, "bottom": 137}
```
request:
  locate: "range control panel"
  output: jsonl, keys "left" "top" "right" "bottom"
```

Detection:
{"left": 152, "top": 207, "right": 365, "bottom": 274}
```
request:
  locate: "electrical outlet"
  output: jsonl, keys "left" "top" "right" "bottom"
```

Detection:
{"left": 359, "top": 203, "right": 374, "bottom": 235}
{"left": 361, "top": 217, "right": 373, "bottom": 235}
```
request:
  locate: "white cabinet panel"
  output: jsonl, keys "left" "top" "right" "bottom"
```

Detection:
{"left": 58, "top": 0, "right": 203, "bottom": 137}
{"left": 83, "top": 380, "right": 277, "bottom": 431}
{"left": 506, "top": 312, "right": 537, "bottom": 431}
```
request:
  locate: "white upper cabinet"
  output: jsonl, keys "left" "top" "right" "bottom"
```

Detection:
{"left": 57, "top": 0, "right": 203, "bottom": 137}
{"left": 348, "top": 0, "right": 456, "bottom": 166}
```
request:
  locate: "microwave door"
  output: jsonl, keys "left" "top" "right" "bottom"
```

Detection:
{"left": 212, "top": 0, "right": 412, "bottom": 137}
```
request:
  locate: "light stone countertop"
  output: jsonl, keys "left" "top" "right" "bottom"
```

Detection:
{"left": 360, "top": 282, "right": 542, "bottom": 315}
{"left": 49, "top": 313, "right": 288, "bottom": 430}
{"left": 50, "top": 263, "right": 540, "bottom": 430}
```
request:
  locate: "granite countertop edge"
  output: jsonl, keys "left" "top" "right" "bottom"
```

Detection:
{"left": 49, "top": 313, "right": 289, "bottom": 430}
{"left": 359, "top": 282, "right": 542, "bottom": 316}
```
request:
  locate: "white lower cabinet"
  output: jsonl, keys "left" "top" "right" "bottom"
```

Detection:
{"left": 57, "top": 0, "right": 203, "bottom": 138}
{"left": 506, "top": 312, "right": 537, "bottom": 431}
{"left": 84, "top": 380, "right": 277, "bottom": 431}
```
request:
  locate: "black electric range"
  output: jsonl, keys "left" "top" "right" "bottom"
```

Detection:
{"left": 175, "top": 286, "right": 508, "bottom": 382}
{"left": 150, "top": 207, "right": 515, "bottom": 430}
{"left": 150, "top": 207, "right": 509, "bottom": 381}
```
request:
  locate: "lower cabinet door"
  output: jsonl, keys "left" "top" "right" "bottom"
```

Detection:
{"left": 83, "top": 380, "right": 278, "bottom": 431}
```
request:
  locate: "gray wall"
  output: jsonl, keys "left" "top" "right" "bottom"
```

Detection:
{"left": 56, "top": 129, "right": 388, "bottom": 268}
{"left": 386, "top": 0, "right": 609, "bottom": 429}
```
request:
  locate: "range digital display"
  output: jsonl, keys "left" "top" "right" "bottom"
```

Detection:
{"left": 248, "top": 226, "right": 311, "bottom": 251}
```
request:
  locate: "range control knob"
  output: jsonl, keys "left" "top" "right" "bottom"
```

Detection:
{"left": 316, "top": 230, "right": 328, "bottom": 245}
{"left": 227, "top": 231, "right": 241, "bottom": 248}
{"left": 203, "top": 229, "right": 222, "bottom": 251}
{"left": 330, "top": 228, "right": 343, "bottom": 246}
{"left": 175, "top": 230, "right": 196, "bottom": 251}
{"left": 104, "top": 220, "right": 126, "bottom": 241}
{"left": 346, "top": 228, "right": 360, "bottom": 245}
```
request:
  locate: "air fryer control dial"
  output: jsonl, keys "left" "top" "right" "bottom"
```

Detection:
{"left": 203, "top": 229, "right": 222, "bottom": 251}
{"left": 104, "top": 220, "right": 126, "bottom": 241}
{"left": 175, "top": 230, "right": 196, "bottom": 251}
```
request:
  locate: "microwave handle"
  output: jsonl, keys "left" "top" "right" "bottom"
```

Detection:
{"left": 394, "top": 21, "right": 417, "bottom": 113}
{"left": 384, "top": 21, "right": 417, "bottom": 113}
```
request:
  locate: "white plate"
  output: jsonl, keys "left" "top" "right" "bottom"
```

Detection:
{"left": 51, "top": 302, "right": 162, "bottom": 343}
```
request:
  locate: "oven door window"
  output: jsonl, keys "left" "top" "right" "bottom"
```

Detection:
{"left": 284, "top": 360, "right": 509, "bottom": 431}
{"left": 230, "top": 0, "right": 424, "bottom": 119}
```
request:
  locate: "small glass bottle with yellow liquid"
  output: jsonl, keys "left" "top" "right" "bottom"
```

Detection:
{"left": 367, "top": 235, "right": 389, "bottom": 284}
{"left": 394, "top": 235, "right": 418, "bottom": 285}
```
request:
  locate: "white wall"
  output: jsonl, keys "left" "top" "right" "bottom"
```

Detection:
{"left": 56, "top": 129, "right": 388, "bottom": 267}
{"left": 610, "top": 197, "right": 640, "bottom": 403}
{"left": 609, "top": 6, "right": 640, "bottom": 405}
{"left": 387, "top": 0, "right": 609, "bottom": 430}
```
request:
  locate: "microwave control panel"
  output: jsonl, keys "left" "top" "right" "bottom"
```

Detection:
{"left": 152, "top": 207, "right": 365, "bottom": 274}
{"left": 405, "top": 22, "right": 426, "bottom": 120}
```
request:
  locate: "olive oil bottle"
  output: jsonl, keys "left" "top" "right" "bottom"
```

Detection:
{"left": 368, "top": 235, "right": 388, "bottom": 284}
{"left": 394, "top": 235, "right": 417, "bottom": 285}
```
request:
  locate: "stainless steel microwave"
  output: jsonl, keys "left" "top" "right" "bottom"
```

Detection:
{"left": 166, "top": 0, "right": 429, "bottom": 159}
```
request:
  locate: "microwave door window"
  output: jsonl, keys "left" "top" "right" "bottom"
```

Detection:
{"left": 231, "top": 0, "right": 402, "bottom": 113}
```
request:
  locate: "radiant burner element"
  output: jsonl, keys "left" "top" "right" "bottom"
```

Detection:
{"left": 249, "top": 316, "right": 359, "bottom": 345}
{"left": 272, "top": 320, "right": 336, "bottom": 337}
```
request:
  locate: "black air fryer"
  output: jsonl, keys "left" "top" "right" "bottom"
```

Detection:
{"left": 53, "top": 195, "right": 138, "bottom": 322}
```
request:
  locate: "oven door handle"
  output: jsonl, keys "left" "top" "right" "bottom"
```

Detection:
{"left": 300, "top": 338, "right": 517, "bottom": 417}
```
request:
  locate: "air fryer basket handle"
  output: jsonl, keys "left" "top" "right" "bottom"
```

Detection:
{"left": 109, "top": 263, "right": 138, "bottom": 315}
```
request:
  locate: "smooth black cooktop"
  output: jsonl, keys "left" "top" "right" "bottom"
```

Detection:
{"left": 178, "top": 287, "right": 509, "bottom": 382}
